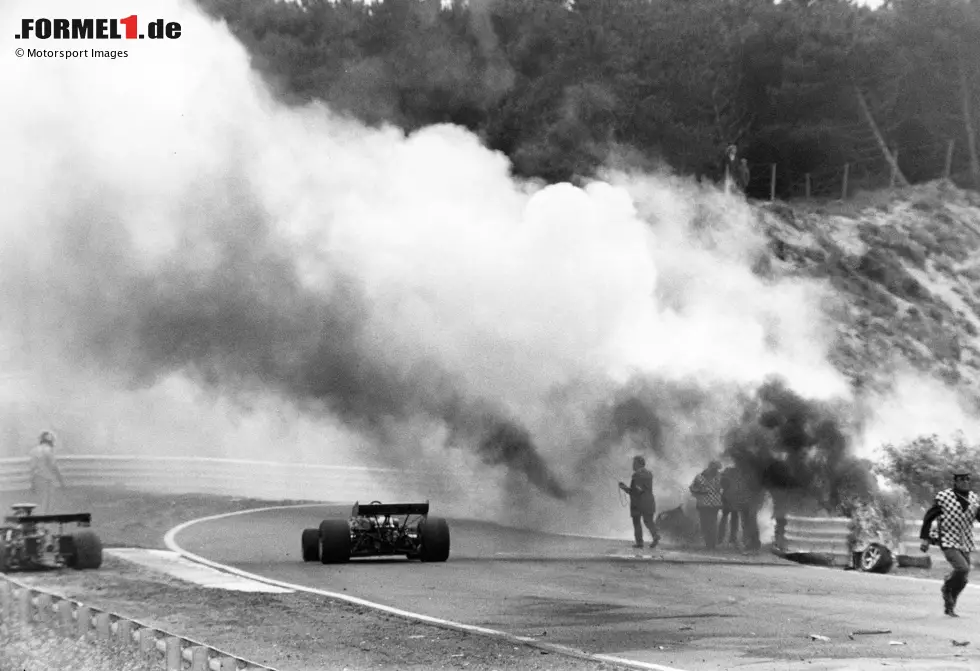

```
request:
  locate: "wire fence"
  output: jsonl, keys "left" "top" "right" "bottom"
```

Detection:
{"left": 736, "top": 137, "right": 977, "bottom": 203}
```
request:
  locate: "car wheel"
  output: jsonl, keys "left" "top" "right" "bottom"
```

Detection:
{"left": 68, "top": 530, "right": 103, "bottom": 570}
{"left": 419, "top": 517, "right": 450, "bottom": 563}
{"left": 319, "top": 519, "right": 351, "bottom": 564}
{"left": 860, "top": 542, "right": 894, "bottom": 574}
{"left": 301, "top": 528, "right": 320, "bottom": 562}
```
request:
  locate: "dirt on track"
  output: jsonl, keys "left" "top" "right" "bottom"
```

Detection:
{"left": 2, "top": 486, "right": 620, "bottom": 671}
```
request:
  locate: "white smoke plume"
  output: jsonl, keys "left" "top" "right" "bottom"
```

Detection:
{"left": 1, "top": 0, "right": 855, "bottom": 535}
{"left": 855, "top": 370, "right": 980, "bottom": 460}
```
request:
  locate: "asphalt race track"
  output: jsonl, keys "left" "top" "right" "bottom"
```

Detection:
{"left": 172, "top": 505, "right": 980, "bottom": 671}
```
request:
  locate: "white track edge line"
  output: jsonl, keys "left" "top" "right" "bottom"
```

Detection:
{"left": 799, "top": 561, "right": 980, "bottom": 589}
{"left": 163, "top": 503, "right": 692, "bottom": 671}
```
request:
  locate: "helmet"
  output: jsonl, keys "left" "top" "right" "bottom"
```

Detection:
{"left": 39, "top": 431, "right": 55, "bottom": 445}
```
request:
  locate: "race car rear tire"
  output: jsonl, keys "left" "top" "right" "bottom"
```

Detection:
{"left": 419, "top": 516, "right": 450, "bottom": 562}
{"left": 319, "top": 519, "right": 351, "bottom": 564}
{"left": 301, "top": 528, "right": 320, "bottom": 562}
{"left": 859, "top": 542, "right": 894, "bottom": 574}
{"left": 68, "top": 530, "right": 103, "bottom": 570}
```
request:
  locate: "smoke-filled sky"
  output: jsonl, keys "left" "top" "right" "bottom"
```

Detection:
{"left": 0, "top": 0, "right": 955, "bottom": 533}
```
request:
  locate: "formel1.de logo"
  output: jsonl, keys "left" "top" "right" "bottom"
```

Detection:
{"left": 16, "top": 17, "right": 182, "bottom": 40}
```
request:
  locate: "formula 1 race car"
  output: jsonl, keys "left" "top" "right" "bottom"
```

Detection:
{"left": 0, "top": 503, "right": 103, "bottom": 572}
{"left": 301, "top": 501, "right": 450, "bottom": 564}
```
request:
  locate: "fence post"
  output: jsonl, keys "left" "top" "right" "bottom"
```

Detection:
{"left": 842, "top": 163, "right": 850, "bottom": 200}
{"left": 805, "top": 173, "right": 811, "bottom": 199}
{"left": 770, "top": 163, "right": 776, "bottom": 201}
{"left": 945, "top": 139, "right": 956, "bottom": 179}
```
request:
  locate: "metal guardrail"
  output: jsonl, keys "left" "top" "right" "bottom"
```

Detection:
{"left": 0, "top": 454, "right": 463, "bottom": 504}
{"left": 783, "top": 514, "right": 979, "bottom": 557}
{"left": 0, "top": 576, "right": 279, "bottom": 671}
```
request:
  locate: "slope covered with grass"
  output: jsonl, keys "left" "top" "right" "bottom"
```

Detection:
{"left": 756, "top": 181, "right": 980, "bottom": 405}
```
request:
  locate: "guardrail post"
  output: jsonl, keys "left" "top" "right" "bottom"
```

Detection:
{"left": 58, "top": 599, "right": 74, "bottom": 632}
{"left": 36, "top": 594, "right": 53, "bottom": 624}
{"left": 190, "top": 646, "right": 210, "bottom": 671}
{"left": 138, "top": 627, "right": 158, "bottom": 658}
{"left": 166, "top": 636, "right": 183, "bottom": 671}
{"left": 76, "top": 604, "right": 91, "bottom": 639}
{"left": 96, "top": 611, "right": 112, "bottom": 639}
{"left": 116, "top": 618, "right": 135, "bottom": 647}
{"left": 18, "top": 588, "right": 32, "bottom": 624}
{"left": 0, "top": 581, "right": 11, "bottom": 624}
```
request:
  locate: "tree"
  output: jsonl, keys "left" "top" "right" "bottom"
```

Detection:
{"left": 875, "top": 433, "right": 980, "bottom": 509}
{"left": 877, "top": 0, "right": 980, "bottom": 187}
{"left": 189, "top": 0, "right": 980, "bottom": 190}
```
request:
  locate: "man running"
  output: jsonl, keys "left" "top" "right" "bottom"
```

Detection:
{"left": 919, "top": 469, "right": 980, "bottom": 617}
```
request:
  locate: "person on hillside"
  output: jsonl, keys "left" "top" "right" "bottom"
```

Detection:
{"left": 722, "top": 144, "right": 750, "bottom": 195}
{"left": 919, "top": 469, "right": 980, "bottom": 617}
{"left": 29, "top": 430, "right": 66, "bottom": 513}
{"left": 619, "top": 455, "right": 661, "bottom": 549}
{"left": 690, "top": 460, "right": 723, "bottom": 550}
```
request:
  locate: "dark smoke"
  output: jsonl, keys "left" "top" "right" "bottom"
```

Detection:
{"left": 21, "top": 175, "right": 570, "bottom": 498}
{"left": 723, "top": 377, "right": 875, "bottom": 513}
{"left": 575, "top": 376, "right": 733, "bottom": 481}
{"left": 561, "top": 373, "right": 871, "bottom": 516}
{"left": 446, "top": 404, "right": 570, "bottom": 499}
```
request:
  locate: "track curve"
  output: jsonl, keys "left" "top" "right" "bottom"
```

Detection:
{"left": 168, "top": 504, "right": 980, "bottom": 671}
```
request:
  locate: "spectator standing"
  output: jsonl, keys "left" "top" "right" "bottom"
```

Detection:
{"left": 718, "top": 464, "right": 742, "bottom": 548}
{"left": 690, "top": 460, "right": 723, "bottom": 550}
{"left": 29, "top": 430, "right": 66, "bottom": 513}
{"left": 722, "top": 144, "right": 750, "bottom": 195}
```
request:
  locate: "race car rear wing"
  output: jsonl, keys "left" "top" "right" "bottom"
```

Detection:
{"left": 352, "top": 502, "right": 429, "bottom": 517}
{"left": 5, "top": 512, "right": 92, "bottom": 525}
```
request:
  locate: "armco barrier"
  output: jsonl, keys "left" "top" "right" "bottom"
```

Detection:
{"left": 785, "top": 514, "right": 980, "bottom": 568}
{"left": 0, "top": 575, "right": 279, "bottom": 671}
{"left": 0, "top": 454, "right": 464, "bottom": 503}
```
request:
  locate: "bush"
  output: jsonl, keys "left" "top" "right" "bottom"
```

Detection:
{"left": 845, "top": 489, "right": 910, "bottom": 553}
{"left": 875, "top": 433, "right": 980, "bottom": 509}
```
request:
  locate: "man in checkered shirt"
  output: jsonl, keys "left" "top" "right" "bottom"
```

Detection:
{"left": 919, "top": 470, "right": 980, "bottom": 617}
{"left": 690, "top": 460, "right": 723, "bottom": 550}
